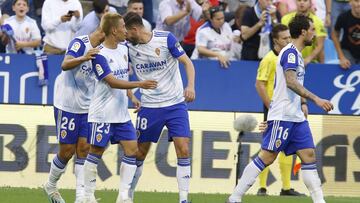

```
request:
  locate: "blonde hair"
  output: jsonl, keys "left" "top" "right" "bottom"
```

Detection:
{"left": 100, "top": 13, "right": 123, "bottom": 36}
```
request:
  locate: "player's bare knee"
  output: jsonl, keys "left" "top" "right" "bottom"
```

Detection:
{"left": 59, "top": 144, "right": 76, "bottom": 161}
{"left": 176, "top": 144, "right": 190, "bottom": 158}
{"left": 297, "top": 148, "right": 316, "bottom": 163}
{"left": 89, "top": 145, "right": 105, "bottom": 156}
{"left": 136, "top": 149, "right": 147, "bottom": 160}
{"left": 124, "top": 147, "right": 138, "bottom": 157}
{"left": 259, "top": 150, "right": 277, "bottom": 166}
{"left": 76, "top": 144, "right": 90, "bottom": 158}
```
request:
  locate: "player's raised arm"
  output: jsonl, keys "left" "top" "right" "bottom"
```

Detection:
{"left": 92, "top": 54, "right": 157, "bottom": 89}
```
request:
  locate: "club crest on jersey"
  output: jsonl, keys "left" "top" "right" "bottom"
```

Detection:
{"left": 175, "top": 42, "right": 184, "bottom": 52}
{"left": 96, "top": 64, "right": 104, "bottom": 76}
{"left": 155, "top": 48, "right": 160, "bottom": 56}
{"left": 96, "top": 133, "right": 102, "bottom": 142}
{"left": 71, "top": 41, "right": 81, "bottom": 52}
{"left": 60, "top": 130, "right": 67, "bottom": 139}
{"left": 288, "top": 53, "right": 296, "bottom": 63}
{"left": 275, "top": 139, "right": 282, "bottom": 148}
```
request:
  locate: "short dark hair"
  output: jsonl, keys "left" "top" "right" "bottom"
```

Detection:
{"left": 128, "top": 0, "right": 143, "bottom": 7}
{"left": 209, "top": 6, "right": 224, "bottom": 19}
{"left": 271, "top": 23, "right": 289, "bottom": 39}
{"left": 124, "top": 11, "right": 144, "bottom": 28}
{"left": 288, "top": 14, "right": 312, "bottom": 39}
{"left": 12, "top": 0, "right": 29, "bottom": 6}
{"left": 93, "top": 0, "right": 109, "bottom": 14}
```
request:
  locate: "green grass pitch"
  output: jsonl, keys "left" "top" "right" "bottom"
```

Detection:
{"left": 1, "top": 187, "right": 359, "bottom": 203}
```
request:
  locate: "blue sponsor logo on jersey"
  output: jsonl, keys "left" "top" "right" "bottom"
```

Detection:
{"left": 113, "top": 68, "right": 128, "bottom": 78}
{"left": 297, "top": 71, "right": 305, "bottom": 77}
{"left": 80, "top": 64, "right": 92, "bottom": 76}
{"left": 135, "top": 60, "right": 167, "bottom": 72}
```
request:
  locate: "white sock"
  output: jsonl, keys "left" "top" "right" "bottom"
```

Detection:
{"left": 177, "top": 158, "right": 191, "bottom": 203}
{"left": 228, "top": 156, "right": 265, "bottom": 202}
{"left": 75, "top": 157, "right": 85, "bottom": 200}
{"left": 118, "top": 156, "right": 137, "bottom": 200}
{"left": 84, "top": 153, "right": 101, "bottom": 198}
{"left": 129, "top": 159, "right": 144, "bottom": 199}
{"left": 302, "top": 162, "right": 326, "bottom": 203}
{"left": 47, "top": 154, "right": 67, "bottom": 190}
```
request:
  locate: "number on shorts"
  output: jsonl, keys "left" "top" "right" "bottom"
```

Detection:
{"left": 277, "top": 127, "right": 289, "bottom": 140}
{"left": 136, "top": 117, "right": 148, "bottom": 130}
{"left": 96, "top": 123, "right": 110, "bottom": 134}
{"left": 60, "top": 117, "right": 75, "bottom": 131}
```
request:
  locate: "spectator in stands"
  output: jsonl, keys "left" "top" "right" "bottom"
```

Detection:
{"left": 75, "top": 0, "right": 115, "bottom": 36}
{"left": 241, "top": 0, "right": 281, "bottom": 61}
{"left": 127, "top": 0, "right": 152, "bottom": 31}
{"left": 181, "top": 0, "right": 213, "bottom": 57}
{"left": 0, "top": 4, "right": 5, "bottom": 53}
{"left": 331, "top": 0, "right": 360, "bottom": 69}
{"left": 191, "top": 6, "right": 234, "bottom": 68}
{"left": 109, "top": 0, "right": 127, "bottom": 15}
{"left": 41, "top": 0, "right": 83, "bottom": 54}
{"left": 282, "top": 0, "right": 327, "bottom": 65}
{"left": 228, "top": 0, "right": 256, "bottom": 7}
{"left": 2, "top": 0, "right": 41, "bottom": 31}
{"left": 155, "top": 0, "right": 208, "bottom": 41}
{"left": 231, "top": 4, "right": 248, "bottom": 60}
{"left": 2, "top": 0, "right": 41, "bottom": 54}
{"left": 276, "top": 0, "right": 297, "bottom": 17}
{"left": 142, "top": 0, "right": 154, "bottom": 26}
{"left": 326, "top": 0, "right": 351, "bottom": 28}
{"left": 315, "top": 0, "right": 330, "bottom": 27}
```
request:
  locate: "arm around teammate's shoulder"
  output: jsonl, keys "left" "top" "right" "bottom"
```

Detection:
{"left": 103, "top": 74, "right": 157, "bottom": 89}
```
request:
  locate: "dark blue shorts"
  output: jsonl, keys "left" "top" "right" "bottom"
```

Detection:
{"left": 261, "top": 120, "right": 315, "bottom": 155}
{"left": 88, "top": 121, "right": 137, "bottom": 147}
{"left": 54, "top": 107, "right": 89, "bottom": 144}
{"left": 136, "top": 102, "right": 191, "bottom": 143}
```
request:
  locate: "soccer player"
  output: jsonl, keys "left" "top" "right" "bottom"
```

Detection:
{"left": 80, "top": 13, "right": 157, "bottom": 203}
{"left": 43, "top": 28, "right": 105, "bottom": 203}
{"left": 227, "top": 15, "right": 333, "bottom": 203}
{"left": 123, "top": 12, "right": 196, "bottom": 203}
{"left": 255, "top": 23, "right": 304, "bottom": 196}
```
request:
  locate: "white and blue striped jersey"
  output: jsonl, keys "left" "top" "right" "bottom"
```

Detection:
{"left": 267, "top": 43, "right": 306, "bottom": 122}
{"left": 128, "top": 30, "right": 185, "bottom": 108}
{"left": 54, "top": 35, "right": 95, "bottom": 114}
{"left": 88, "top": 43, "right": 131, "bottom": 123}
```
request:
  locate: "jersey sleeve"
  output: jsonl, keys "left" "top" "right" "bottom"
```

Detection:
{"left": 66, "top": 38, "right": 86, "bottom": 58}
{"left": 167, "top": 32, "right": 185, "bottom": 58}
{"left": 91, "top": 54, "right": 112, "bottom": 81}
{"left": 280, "top": 48, "right": 298, "bottom": 71}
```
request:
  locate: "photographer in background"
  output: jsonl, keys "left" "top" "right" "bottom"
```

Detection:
{"left": 41, "top": 0, "right": 82, "bottom": 54}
